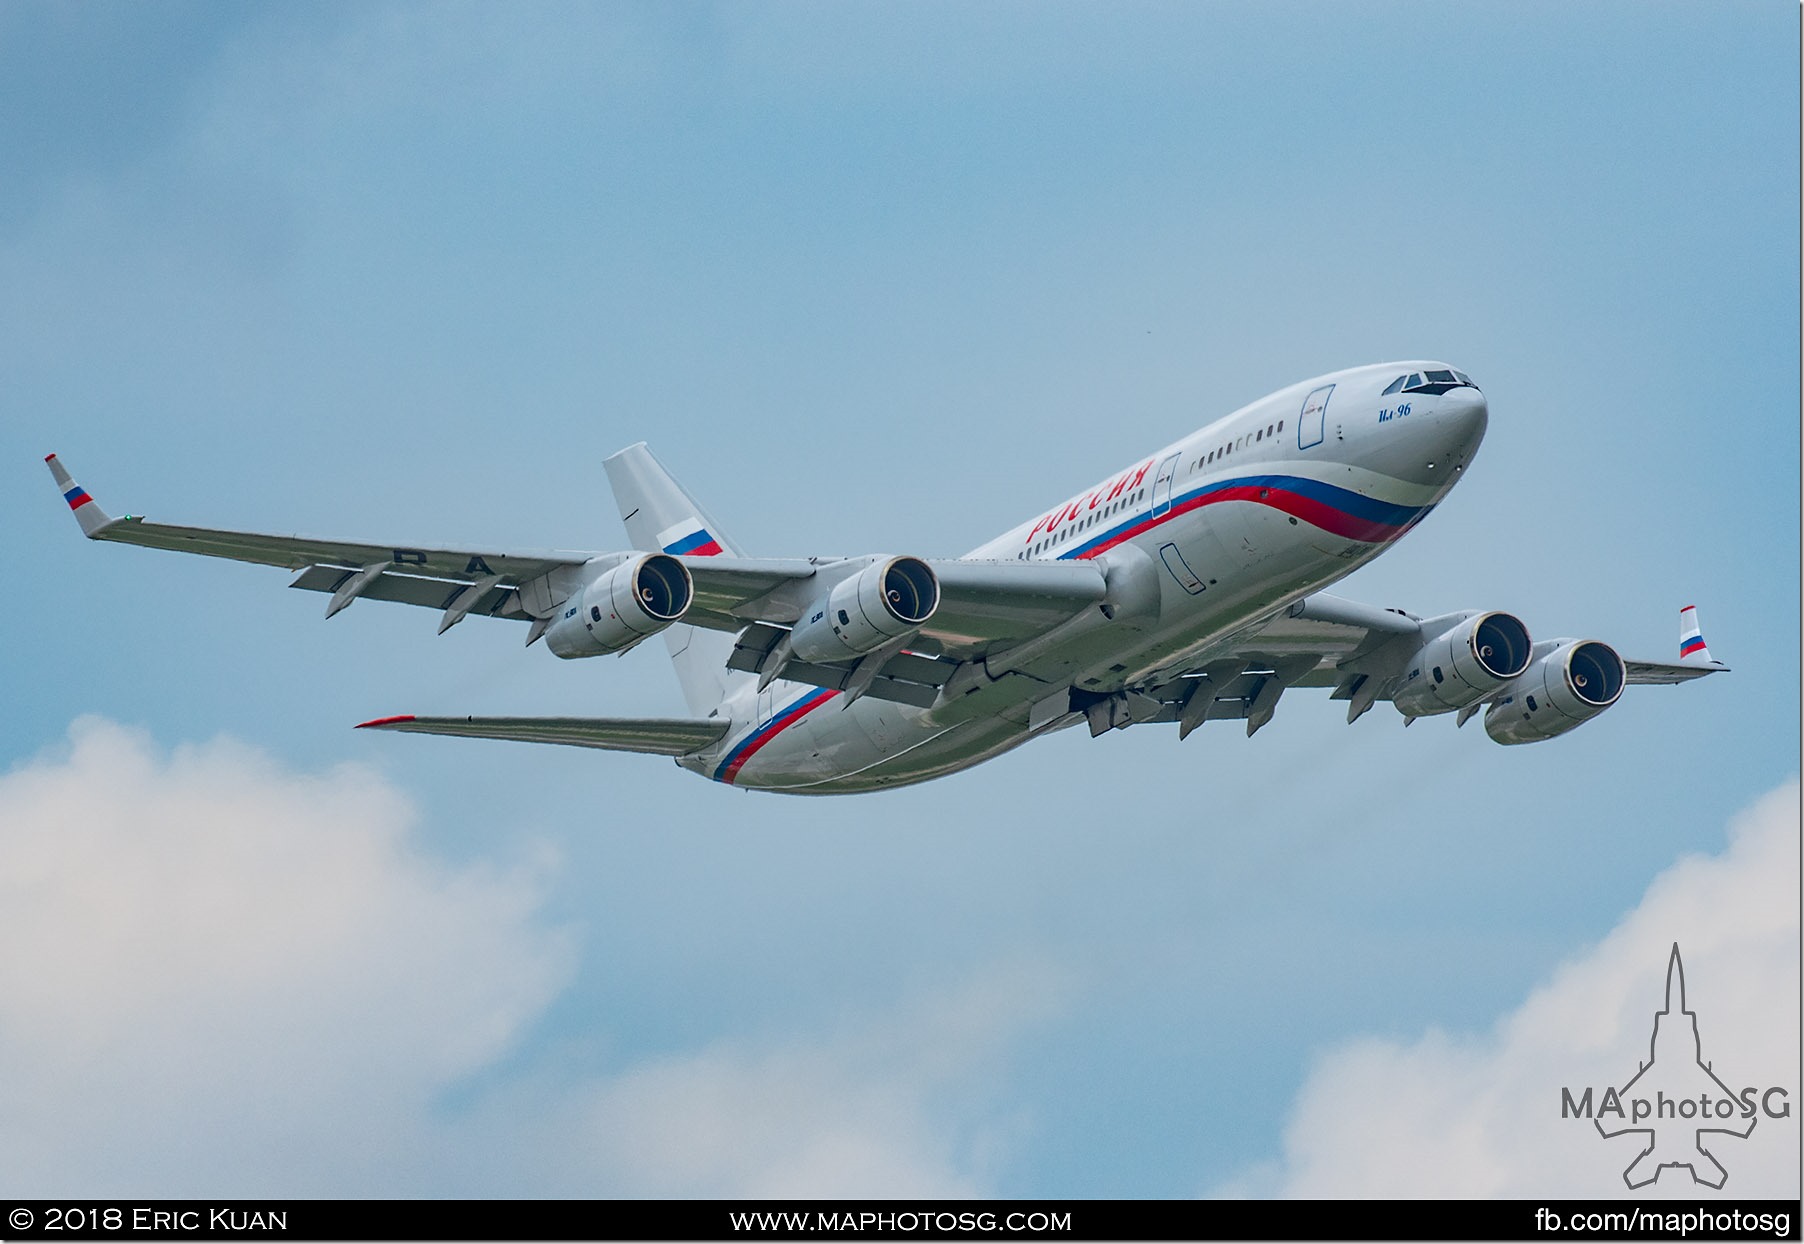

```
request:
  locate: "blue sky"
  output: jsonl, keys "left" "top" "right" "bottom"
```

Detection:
{"left": 2, "top": 2, "right": 1797, "bottom": 1198}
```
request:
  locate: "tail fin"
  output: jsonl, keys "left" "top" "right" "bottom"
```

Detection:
{"left": 1678, "top": 605, "right": 1715, "bottom": 664}
{"left": 602, "top": 443, "right": 749, "bottom": 715}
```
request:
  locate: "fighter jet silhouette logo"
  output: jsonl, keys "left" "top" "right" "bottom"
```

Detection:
{"left": 1596, "top": 944, "right": 1757, "bottom": 1189}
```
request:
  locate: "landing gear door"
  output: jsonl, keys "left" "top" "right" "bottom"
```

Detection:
{"left": 1298, "top": 384, "right": 1333, "bottom": 451}
{"left": 1151, "top": 452, "right": 1181, "bottom": 517}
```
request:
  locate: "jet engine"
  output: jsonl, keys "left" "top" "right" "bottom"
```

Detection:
{"left": 789, "top": 556, "right": 940, "bottom": 663}
{"left": 545, "top": 553, "right": 693, "bottom": 658}
{"left": 1483, "top": 640, "right": 1626, "bottom": 744}
{"left": 1390, "top": 611, "right": 1533, "bottom": 716}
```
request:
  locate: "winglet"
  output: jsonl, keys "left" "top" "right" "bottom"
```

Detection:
{"left": 1678, "top": 605, "right": 1718, "bottom": 665}
{"left": 44, "top": 454, "right": 116, "bottom": 537}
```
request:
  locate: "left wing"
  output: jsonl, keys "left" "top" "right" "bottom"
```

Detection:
{"left": 1100, "top": 596, "right": 1727, "bottom": 741}
{"left": 1621, "top": 604, "right": 1728, "bottom": 684}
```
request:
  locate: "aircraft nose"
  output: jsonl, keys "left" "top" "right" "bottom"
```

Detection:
{"left": 1354, "top": 381, "right": 1489, "bottom": 488}
{"left": 1437, "top": 385, "right": 1488, "bottom": 463}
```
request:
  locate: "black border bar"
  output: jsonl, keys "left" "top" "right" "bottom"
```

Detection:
{"left": 1, "top": 1199, "right": 1797, "bottom": 1242}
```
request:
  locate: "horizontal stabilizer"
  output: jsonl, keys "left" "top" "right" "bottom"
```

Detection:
{"left": 355, "top": 714, "right": 729, "bottom": 756}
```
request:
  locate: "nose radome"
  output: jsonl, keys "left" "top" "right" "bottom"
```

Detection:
{"left": 1438, "top": 385, "right": 1488, "bottom": 459}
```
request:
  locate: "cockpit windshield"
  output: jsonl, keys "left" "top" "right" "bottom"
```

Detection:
{"left": 1383, "top": 369, "right": 1477, "bottom": 397}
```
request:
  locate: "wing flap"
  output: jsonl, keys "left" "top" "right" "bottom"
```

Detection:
{"left": 680, "top": 557, "right": 822, "bottom": 621}
{"left": 679, "top": 557, "right": 1109, "bottom": 652}
{"left": 355, "top": 714, "right": 728, "bottom": 756}
{"left": 726, "top": 622, "right": 953, "bottom": 709}
{"left": 289, "top": 565, "right": 527, "bottom": 618}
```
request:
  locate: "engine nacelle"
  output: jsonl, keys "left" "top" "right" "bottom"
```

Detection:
{"left": 545, "top": 553, "right": 693, "bottom": 659}
{"left": 1483, "top": 640, "right": 1626, "bottom": 745}
{"left": 789, "top": 556, "right": 939, "bottom": 663}
{"left": 1391, "top": 611, "right": 1533, "bottom": 716}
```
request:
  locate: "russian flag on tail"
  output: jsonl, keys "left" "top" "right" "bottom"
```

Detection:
{"left": 658, "top": 518, "right": 723, "bottom": 558}
{"left": 1678, "top": 605, "right": 1714, "bottom": 663}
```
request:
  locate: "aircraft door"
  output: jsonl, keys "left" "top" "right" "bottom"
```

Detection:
{"left": 1297, "top": 384, "right": 1332, "bottom": 450}
{"left": 1158, "top": 542, "right": 1206, "bottom": 594}
{"left": 1151, "top": 452, "right": 1181, "bottom": 517}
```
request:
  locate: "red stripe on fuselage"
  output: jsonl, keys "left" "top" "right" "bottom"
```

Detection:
{"left": 1069, "top": 482, "right": 1415, "bottom": 560}
{"left": 718, "top": 689, "right": 840, "bottom": 783}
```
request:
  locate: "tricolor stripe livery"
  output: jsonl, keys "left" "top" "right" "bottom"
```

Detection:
{"left": 63, "top": 486, "right": 92, "bottom": 511}
{"left": 713, "top": 687, "right": 838, "bottom": 783}
{"left": 1055, "top": 474, "right": 1432, "bottom": 561}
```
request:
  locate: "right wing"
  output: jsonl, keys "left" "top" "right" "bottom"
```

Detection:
{"left": 47, "top": 454, "right": 597, "bottom": 634}
{"left": 46, "top": 456, "right": 1112, "bottom": 674}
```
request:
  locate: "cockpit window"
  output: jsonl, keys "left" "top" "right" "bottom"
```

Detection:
{"left": 1400, "top": 369, "right": 1481, "bottom": 396}
{"left": 1382, "top": 375, "right": 1406, "bottom": 396}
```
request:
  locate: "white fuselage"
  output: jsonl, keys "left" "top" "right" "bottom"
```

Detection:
{"left": 684, "top": 362, "right": 1489, "bottom": 793}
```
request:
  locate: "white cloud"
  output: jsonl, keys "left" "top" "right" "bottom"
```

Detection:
{"left": 0, "top": 719, "right": 1060, "bottom": 1197}
{"left": 0, "top": 718, "right": 575, "bottom": 1196}
{"left": 1211, "top": 780, "right": 1801, "bottom": 1199}
{"left": 512, "top": 962, "right": 1066, "bottom": 1198}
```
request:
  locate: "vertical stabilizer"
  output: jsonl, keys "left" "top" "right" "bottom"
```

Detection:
{"left": 602, "top": 443, "right": 748, "bottom": 715}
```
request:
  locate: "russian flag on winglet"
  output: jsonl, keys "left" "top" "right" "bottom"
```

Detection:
{"left": 44, "top": 452, "right": 114, "bottom": 537}
{"left": 1679, "top": 605, "right": 1713, "bottom": 662}
{"left": 657, "top": 518, "right": 723, "bottom": 558}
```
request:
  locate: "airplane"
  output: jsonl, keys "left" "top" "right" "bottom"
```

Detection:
{"left": 45, "top": 360, "right": 1726, "bottom": 795}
